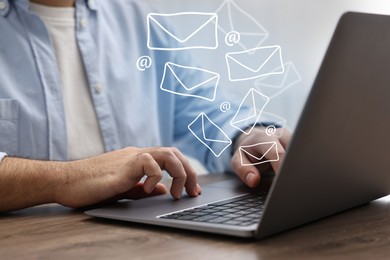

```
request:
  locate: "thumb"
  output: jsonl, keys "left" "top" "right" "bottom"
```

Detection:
{"left": 121, "top": 183, "right": 168, "bottom": 200}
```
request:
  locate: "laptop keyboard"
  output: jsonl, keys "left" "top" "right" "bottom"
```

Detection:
{"left": 159, "top": 193, "right": 266, "bottom": 226}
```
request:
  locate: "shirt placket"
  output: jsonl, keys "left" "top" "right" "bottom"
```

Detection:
{"left": 75, "top": 0, "right": 120, "bottom": 152}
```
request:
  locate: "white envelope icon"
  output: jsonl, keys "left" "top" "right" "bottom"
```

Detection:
{"left": 215, "top": 0, "right": 268, "bottom": 50}
{"left": 160, "top": 62, "right": 220, "bottom": 101}
{"left": 230, "top": 88, "right": 270, "bottom": 135}
{"left": 188, "top": 113, "right": 232, "bottom": 157}
{"left": 255, "top": 62, "right": 302, "bottom": 99}
{"left": 239, "top": 141, "right": 279, "bottom": 166}
{"left": 226, "top": 46, "right": 284, "bottom": 82}
{"left": 147, "top": 12, "right": 218, "bottom": 50}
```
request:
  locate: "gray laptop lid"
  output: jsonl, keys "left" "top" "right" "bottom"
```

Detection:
{"left": 256, "top": 12, "right": 390, "bottom": 239}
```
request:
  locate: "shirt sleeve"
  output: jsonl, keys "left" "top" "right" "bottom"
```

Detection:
{"left": 0, "top": 152, "right": 8, "bottom": 163}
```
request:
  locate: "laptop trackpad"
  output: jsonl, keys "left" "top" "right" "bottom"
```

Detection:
{"left": 85, "top": 186, "right": 248, "bottom": 221}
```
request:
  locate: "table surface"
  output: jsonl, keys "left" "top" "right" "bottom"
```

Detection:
{"left": 1, "top": 174, "right": 390, "bottom": 260}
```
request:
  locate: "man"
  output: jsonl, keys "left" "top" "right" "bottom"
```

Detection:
{"left": 0, "top": 0, "right": 291, "bottom": 212}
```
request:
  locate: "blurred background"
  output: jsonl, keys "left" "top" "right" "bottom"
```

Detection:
{"left": 144, "top": 0, "right": 390, "bottom": 173}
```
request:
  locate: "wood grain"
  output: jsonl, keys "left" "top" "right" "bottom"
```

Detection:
{"left": 1, "top": 174, "right": 390, "bottom": 260}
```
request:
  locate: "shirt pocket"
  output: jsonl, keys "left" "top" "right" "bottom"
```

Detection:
{"left": 0, "top": 99, "right": 19, "bottom": 156}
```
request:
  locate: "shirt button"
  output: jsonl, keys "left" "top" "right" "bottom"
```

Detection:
{"left": 95, "top": 83, "right": 103, "bottom": 94}
{"left": 89, "top": 0, "right": 96, "bottom": 8}
{"left": 0, "top": 2, "right": 7, "bottom": 10}
{"left": 80, "top": 18, "right": 88, "bottom": 28}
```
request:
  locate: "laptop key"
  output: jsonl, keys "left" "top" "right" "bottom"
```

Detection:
{"left": 208, "top": 195, "right": 251, "bottom": 206}
{"left": 190, "top": 212, "right": 209, "bottom": 217}
{"left": 221, "top": 208, "right": 241, "bottom": 213}
{"left": 212, "top": 211, "right": 229, "bottom": 216}
{"left": 236, "top": 217, "right": 252, "bottom": 222}
{"left": 206, "top": 217, "right": 231, "bottom": 223}
{"left": 176, "top": 215, "right": 198, "bottom": 221}
{"left": 224, "top": 213, "right": 241, "bottom": 219}
{"left": 247, "top": 213, "right": 262, "bottom": 219}
{"left": 239, "top": 221, "right": 254, "bottom": 226}
{"left": 247, "top": 208, "right": 261, "bottom": 212}
{"left": 223, "top": 220, "right": 241, "bottom": 225}
{"left": 192, "top": 215, "right": 218, "bottom": 222}
{"left": 201, "top": 209, "right": 219, "bottom": 214}
{"left": 235, "top": 205, "right": 250, "bottom": 210}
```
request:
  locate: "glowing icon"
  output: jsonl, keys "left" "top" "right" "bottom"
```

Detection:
{"left": 239, "top": 141, "right": 279, "bottom": 166}
{"left": 255, "top": 61, "right": 302, "bottom": 99}
{"left": 225, "top": 46, "right": 284, "bottom": 82}
{"left": 230, "top": 88, "right": 270, "bottom": 135}
{"left": 188, "top": 112, "right": 232, "bottom": 157}
{"left": 220, "top": 102, "right": 231, "bottom": 113}
{"left": 265, "top": 125, "right": 277, "bottom": 136}
{"left": 136, "top": 56, "right": 152, "bottom": 71}
{"left": 225, "top": 31, "right": 240, "bottom": 46}
{"left": 259, "top": 112, "right": 288, "bottom": 138}
{"left": 160, "top": 62, "right": 220, "bottom": 101}
{"left": 215, "top": 0, "right": 269, "bottom": 51}
{"left": 147, "top": 12, "right": 218, "bottom": 50}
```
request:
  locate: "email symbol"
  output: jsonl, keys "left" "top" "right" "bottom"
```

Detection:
{"left": 215, "top": 0, "right": 268, "bottom": 50}
{"left": 226, "top": 45, "right": 284, "bottom": 82}
{"left": 147, "top": 12, "right": 218, "bottom": 50}
{"left": 160, "top": 62, "right": 220, "bottom": 101}
{"left": 255, "top": 62, "right": 302, "bottom": 99}
{"left": 188, "top": 113, "right": 232, "bottom": 157}
{"left": 239, "top": 141, "right": 279, "bottom": 166}
{"left": 230, "top": 88, "right": 270, "bottom": 135}
{"left": 258, "top": 112, "right": 288, "bottom": 138}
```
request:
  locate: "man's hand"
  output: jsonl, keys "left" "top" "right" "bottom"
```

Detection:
{"left": 56, "top": 147, "right": 201, "bottom": 208}
{"left": 231, "top": 127, "right": 292, "bottom": 188}
{"left": 0, "top": 147, "right": 201, "bottom": 212}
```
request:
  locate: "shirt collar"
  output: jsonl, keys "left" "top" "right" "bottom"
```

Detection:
{"left": 1, "top": 0, "right": 98, "bottom": 17}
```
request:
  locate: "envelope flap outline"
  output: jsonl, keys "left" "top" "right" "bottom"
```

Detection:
{"left": 240, "top": 147, "right": 265, "bottom": 161}
{"left": 230, "top": 88, "right": 270, "bottom": 126}
{"left": 226, "top": 46, "right": 282, "bottom": 73}
{"left": 256, "top": 62, "right": 301, "bottom": 89}
{"left": 229, "top": 0, "right": 267, "bottom": 34}
{"left": 239, "top": 141, "right": 279, "bottom": 162}
{"left": 148, "top": 12, "right": 218, "bottom": 43}
{"left": 215, "top": 0, "right": 268, "bottom": 36}
{"left": 166, "top": 62, "right": 220, "bottom": 91}
{"left": 188, "top": 113, "right": 232, "bottom": 157}
{"left": 200, "top": 113, "right": 231, "bottom": 144}
{"left": 230, "top": 89, "right": 258, "bottom": 124}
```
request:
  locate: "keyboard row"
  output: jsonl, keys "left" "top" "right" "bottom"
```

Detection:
{"left": 159, "top": 193, "right": 266, "bottom": 226}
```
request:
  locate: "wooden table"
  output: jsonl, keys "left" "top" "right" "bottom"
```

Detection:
{"left": 1, "top": 174, "right": 390, "bottom": 260}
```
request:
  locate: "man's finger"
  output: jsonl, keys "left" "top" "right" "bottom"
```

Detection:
{"left": 147, "top": 148, "right": 187, "bottom": 199}
{"left": 91, "top": 183, "right": 168, "bottom": 206}
{"left": 231, "top": 151, "right": 261, "bottom": 188}
{"left": 137, "top": 153, "right": 164, "bottom": 194}
{"left": 122, "top": 183, "right": 168, "bottom": 199}
{"left": 171, "top": 148, "right": 201, "bottom": 197}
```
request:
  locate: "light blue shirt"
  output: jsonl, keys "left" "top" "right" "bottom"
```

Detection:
{"left": 0, "top": 0, "right": 252, "bottom": 172}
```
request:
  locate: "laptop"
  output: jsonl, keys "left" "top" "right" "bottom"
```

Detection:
{"left": 85, "top": 12, "right": 390, "bottom": 239}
